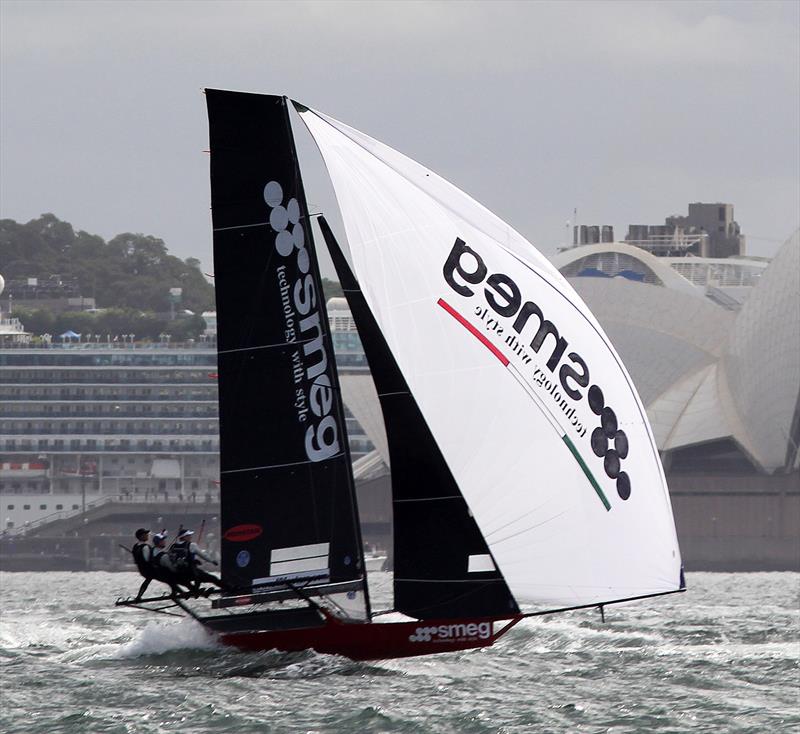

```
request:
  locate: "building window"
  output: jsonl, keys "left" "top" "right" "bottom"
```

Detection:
{"left": 718, "top": 206, "right": 725, "bottom": 221}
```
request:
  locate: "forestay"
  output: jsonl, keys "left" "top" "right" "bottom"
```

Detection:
{"left": 297, "top": 104, "right": 683, "bottom": 610}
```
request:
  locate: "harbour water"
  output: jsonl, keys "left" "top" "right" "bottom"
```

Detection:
{"left": 1, "top": 571, "right": 797, "bottom": 733}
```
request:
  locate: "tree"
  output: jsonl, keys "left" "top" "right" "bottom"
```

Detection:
{"left": 0, "top": 215, "right": 215, "bottom": 314}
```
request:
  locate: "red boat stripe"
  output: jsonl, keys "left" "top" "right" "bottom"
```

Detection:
{"left": 437, "top": 298, "right": 509, "bottom": 366}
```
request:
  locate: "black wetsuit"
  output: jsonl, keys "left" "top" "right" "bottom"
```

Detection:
{"left": 170, "top": 539, "right": 225, "bottom": 591}
{"left": 150, "top": 547, "right": 191, "bottom": 595}
{"left": 132, "top": 541, "right": 155, "bottom": 599}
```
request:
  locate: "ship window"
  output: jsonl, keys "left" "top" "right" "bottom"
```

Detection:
{"left": 72, "top": 504, "right": 79, "bottom": 510}
{"left": 6, "top": 504, "right": 14, "bottom": 510}
{"left": 39, "top": 504, "right": 47, "bottom": 510}
{"left": 56, "top": 504, "right": 63, "bottom": 510}
{"left": 23, "top": 504, "right": 30, "bottom": 510}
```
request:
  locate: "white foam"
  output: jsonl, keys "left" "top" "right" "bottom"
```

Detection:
{"left": 115, "top": 617, "right": 220, "bottom": 658}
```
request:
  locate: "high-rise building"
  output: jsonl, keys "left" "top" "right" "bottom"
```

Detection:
{"left": 626, "top": 202, "right": 745, "bottom": 258}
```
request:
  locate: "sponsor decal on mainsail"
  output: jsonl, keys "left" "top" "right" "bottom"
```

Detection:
{"left": 224, "top": 524, "right": 263, "bottom": 542}
{"left": 442, "top": 237, "right": 631, "bottom": 508}
{"left": 263, "top": 179, "right": 340, "bottom": 464}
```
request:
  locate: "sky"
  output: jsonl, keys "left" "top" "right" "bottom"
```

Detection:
{"left": 1, "top": 0, "right": 798, "bottom": 278}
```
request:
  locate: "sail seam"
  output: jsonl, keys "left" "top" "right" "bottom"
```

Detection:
{"left": 395, "top": 578, "right": 507, "bottom": 583}
{"left": 213, "top": 221, "right": 270, "bottom": 232}
{"left": 393, "top": 496, "right": 461, "bottom": 503}
{"left": 221, "top": 453, "right": 345, "bottom": 474}
{"left": 218, "top": 335, "right": 330, "bottom": 354}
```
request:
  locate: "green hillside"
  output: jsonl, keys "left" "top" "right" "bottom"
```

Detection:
{"left": 0, "top": 214, "right": 214, "bottom": 314}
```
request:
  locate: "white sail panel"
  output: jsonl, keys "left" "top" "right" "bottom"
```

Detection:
{"left": 299, "top": 106, "right": 682, "bottom": 609}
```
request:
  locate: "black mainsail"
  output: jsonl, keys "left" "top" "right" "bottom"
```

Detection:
{"left": 206, "top": 90, "right": 369, "bottom": 615}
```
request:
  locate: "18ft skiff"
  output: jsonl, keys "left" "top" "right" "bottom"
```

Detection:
{"left": 116, "top": 90, "right": 684, "bottom": 660}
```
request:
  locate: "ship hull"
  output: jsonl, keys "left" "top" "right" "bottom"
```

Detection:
{"left": 216, "top": 615, "right": 521, "bottom": 661}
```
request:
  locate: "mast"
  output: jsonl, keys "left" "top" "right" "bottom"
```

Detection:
{"left": 206, "top": 90, "right": 369, "bottom": 617}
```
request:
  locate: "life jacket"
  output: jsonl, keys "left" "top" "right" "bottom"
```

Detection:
{"left": 151, "top": 547, "right": 171, "bottom": 573}
{"left": 131, "top": 542, "right": 151, "bottom": 576}
{"left": 169, "top": 540, "right": 194, "bottom": 572}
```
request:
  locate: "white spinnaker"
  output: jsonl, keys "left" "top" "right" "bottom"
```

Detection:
{"left": 298, "top": 105, "right": 682, "bottom": 609}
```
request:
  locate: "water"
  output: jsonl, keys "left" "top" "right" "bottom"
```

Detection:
{"left": 1, "top": 572, "right": 797, "bottom": 733}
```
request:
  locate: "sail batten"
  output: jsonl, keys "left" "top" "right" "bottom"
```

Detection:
{"left": 299, "top": 104, "right": 683, "bottom": 609}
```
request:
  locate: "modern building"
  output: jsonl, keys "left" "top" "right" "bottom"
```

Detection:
{"left": 573, "top": 202, "right": 746, "bottom": 259}
{"left": 551, "top": 229, "right": 800, "bottom": 569}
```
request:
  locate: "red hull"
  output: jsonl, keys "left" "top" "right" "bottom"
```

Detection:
{"left": 217, "top": 615, "right": 522, "bottom": 661}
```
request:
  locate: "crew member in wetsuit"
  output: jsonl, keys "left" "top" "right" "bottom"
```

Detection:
{"left": 131, "top": 528, "right": 155, "bottom": 601}
{"left": 150, "top": 532, "right": 192, "bottom": 596}
{"left": 170, "top": 529, "right": 226, "bottom": 592}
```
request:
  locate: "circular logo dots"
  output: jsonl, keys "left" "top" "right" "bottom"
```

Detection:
{"left": 614, "top": 430, "right": 629, "bottom": 459}
{"left": 616, "top": 471, "right": 631, "bottom": 500}
{"left": 347, "top": 590, "right": 357, "bottom": 600}
{"left": 286, "top": 198, "right": 300, "bottom": 225}
{"left": 275, "top": 230, "right": 294, "bottom": 256}
{"left": 591, "top": 427, "right": 608, "bottom": 457}
{"left": 588, "top": 385, "right": 604, "bottom": 415}
{"left": 270, "top": 205, "right": 289, "bottom": 232}
{"left": 236, "top": 550, "right": 251, "bottom": 568}
{"left": 343, "top": 555, "right": 352, "bottom": 566}
{"left": 263, "top": 181, "right": 283, "bottom": 207}
{"left": 296, "top": 244, "right": 310, "bottom": 274}
{"left": 601, "top": 407, "right": 618, "bottom": 437}
{"left": 292, "top": 224, "right": 305, "bottom": 250}
{"left": 604, "top": 449, "right": 621, "bottom": 479}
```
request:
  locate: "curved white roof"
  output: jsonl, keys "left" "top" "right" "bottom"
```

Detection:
{"left": 722, "top": 229, "right": 800, "bottom": 471}
{"left": 557, "top": 233, "right": 800, "bottom": 473}
{"left": 552, "top": 243, "right": 700, "bottom": 296}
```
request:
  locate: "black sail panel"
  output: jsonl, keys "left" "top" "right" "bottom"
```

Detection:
{"left": 317, "top": 217, "right": 519, "bottom": 619}
{"left": 206, "top": 90, "right": 367, "bottom": 607}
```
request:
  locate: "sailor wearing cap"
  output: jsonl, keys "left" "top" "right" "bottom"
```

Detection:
{"left": 149, "top": 531, "right": 193, "bottom": 597}
{"left": 170, "top": 528, "right": 226, "bottom": 592}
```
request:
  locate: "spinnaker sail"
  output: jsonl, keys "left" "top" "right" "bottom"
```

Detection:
{"left": 296, "top": 104, "right": 683, "bottom": 611}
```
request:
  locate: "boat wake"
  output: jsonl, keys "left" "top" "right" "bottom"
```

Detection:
{"left": 114, "top": 617, "right": 219, "bottom": 658}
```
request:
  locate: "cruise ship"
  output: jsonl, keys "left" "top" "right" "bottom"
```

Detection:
{"left": 0, "top": 343, "right": 221, "bottom": 531}
{"left": 0, "top": 308, "right": 377, "bottom": 535}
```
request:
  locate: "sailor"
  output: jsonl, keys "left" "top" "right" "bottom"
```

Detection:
{"left": 131, "top": 528, "right": 154, "bottom": 601}
{"left": 150, "top": 532, "right": 192, "bottom": 596}
{"left": 170, "top": 529, "right": 226, "bottom": 591}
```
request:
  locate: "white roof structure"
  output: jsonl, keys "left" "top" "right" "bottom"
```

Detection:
{"left": 553, "top": 232, "right": 800, "bottom": 474}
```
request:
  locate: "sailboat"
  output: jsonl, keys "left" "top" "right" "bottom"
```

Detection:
{"left": 116, "top": 90, "right": 684, "bottom": 660}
